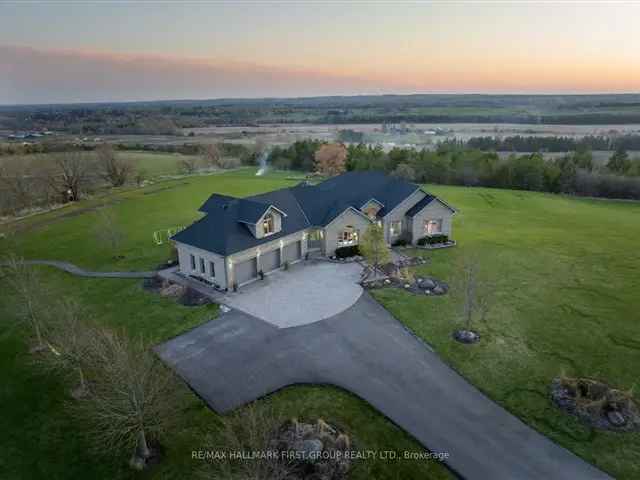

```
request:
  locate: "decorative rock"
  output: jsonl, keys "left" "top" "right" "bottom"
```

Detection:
{"left": 421, "top": 278, "right": 436, "bottom": 289}
{"left": 608, "top": 410, "right": 627, "bottom": 427}
{"left": 453, "top": 329, "right": 480, "bottom": 344}
{"left": 299, "top": 439, "right": 324, "bottom": 462}
{"left": 384, "top": 279, "right": 391, "bottom": 284}
{"left": 433, "top": 285, "right": 446, "bottom": 295}
{"left": 404, "top": 283, "right": 411, "bottom": 289}
{"left": 220, "top": 304, "right": 231, "bottom": 313}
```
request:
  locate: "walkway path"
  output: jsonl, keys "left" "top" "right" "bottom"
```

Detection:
{"left": 5, "top": 260, "right": 156, "bottom": 278}
{"left": 156, "top": 293, "right": 611, "bottom": 480}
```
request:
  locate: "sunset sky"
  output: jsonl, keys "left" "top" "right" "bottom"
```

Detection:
{"left": 1, "top": 1, "right": 639, "bottom": 104}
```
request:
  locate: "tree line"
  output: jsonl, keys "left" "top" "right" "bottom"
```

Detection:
{"left": 464, "top": 134, "right": 640, "bottom": 152}
{"left": 269, "top": 140, "right": 640, "bottom": 200}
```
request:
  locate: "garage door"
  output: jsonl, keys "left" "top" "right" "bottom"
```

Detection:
{"left": 283, "top": 240, "right": 302, "bottom": 263}
{"left": 261, "top": 248, "right": 281, "bottom": 273}
{"left": 235, "top": 257, "right": 258, "bottom": 285}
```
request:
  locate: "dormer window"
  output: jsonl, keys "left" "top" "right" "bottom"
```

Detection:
{"left": 263, "top": 213, "right": 275, "bottom": 235}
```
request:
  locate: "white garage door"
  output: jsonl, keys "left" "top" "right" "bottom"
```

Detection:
{"left": 261, "top": 248, "right": 281, "bottom": 273}
{"left": 283, "top": 240, "right": 302, "bottom": 263}
{"left": 235, "top": 257, "right": 258, "bottom": 285}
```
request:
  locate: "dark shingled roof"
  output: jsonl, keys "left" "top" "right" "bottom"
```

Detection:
{"left": 174, "top": 171, "right": 441, "bottom": 256}
{"left": 405, "top": 194, "right": 436, "bottom": 217}
{"left": 173, "top": 187, "right": 309, "bottom": 256}
{"left": 290, "top": 171, "right": 419, "bottom": 225}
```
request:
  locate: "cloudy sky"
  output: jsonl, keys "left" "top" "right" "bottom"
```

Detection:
{"left": 1, "top": 1, "right": 639, "bottom": 104}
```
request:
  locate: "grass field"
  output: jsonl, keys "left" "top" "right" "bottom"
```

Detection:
{"left": 0, "top": 170, "right": 452, "bottom": 480}
{"left": 1, "top": 169, "right": 639, "bottom": 478}
{"left": 373, "top": 186, "right": 640, "bottom": 479}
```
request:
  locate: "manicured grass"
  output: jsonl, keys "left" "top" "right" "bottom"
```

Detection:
{"left": 372, "top": 186, "right": 640, "bottom": 479}
{"left": 0, "top": 170, "right": 452, "bottom": 480}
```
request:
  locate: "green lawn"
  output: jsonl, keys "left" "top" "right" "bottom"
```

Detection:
{"left": 373, "top": 186, "right": 640, "bottom": 479}
{"left": 0, "top": 170, "right": 452, "bottom": 480}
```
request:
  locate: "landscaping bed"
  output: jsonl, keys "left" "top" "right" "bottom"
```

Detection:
{"left": 364, "top": 275, "right": 448, "bottom": 296}
{"left": 143, "top": 275, "right": 212, "bottom": 307}
{"left": 551, "top": 377, "right": 640, "bottom": 432}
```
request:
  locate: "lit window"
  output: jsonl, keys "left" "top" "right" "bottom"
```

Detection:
{"left": 390, "top": 220, "right": 402, "bottom": 236}
{"left": 337, "top": 226, "right": 358, "bottom": 246}
{"left": 190, "top": 254, "right": 196, "bottom": 270}
{"left": 263, "top": 213, "right": 275, "bottom": 235}
{"left": 424, "top": 219, "right": 442, "bottom": 235}
{"left": 209, "top": 261, "right": 215, "bottom": 277}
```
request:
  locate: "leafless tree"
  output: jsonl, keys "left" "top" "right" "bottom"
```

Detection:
{"left": 453, "top": 255, "right": 494, "bottom": 332}
{"left": 94, "top": 208, "right": 124, "bottom": 258}
{"left": 44, "top": 298, "right": 94, "bottom": 399}
{"left": 179, "top": 155, "right": 200, "bottom": 174}
{"left": 47, "top": 151, "right": 95, "bottom": 201}
{"left": 73, "top": 328, "right": 183, "bottom": 470}
{"left": 1, "top": 255, "right": 49, "bottom": 351}
{"left": 134, "top": 168, "right": 148, "bottom": 187}
{"left": 0, "top": 156, "right": 50, "bottom": 215}
{"left": 200, "top": 143, "right": 222, "bottom": 168}
{"left": 96, "top": 144, "right": 132, "bottom": 187}
{"left": 200, "top": 401, "right": 291, "bottom": 480}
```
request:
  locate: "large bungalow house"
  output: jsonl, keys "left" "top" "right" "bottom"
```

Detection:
{"left": 172, "top": 171, "right": 456, "bottom": 290}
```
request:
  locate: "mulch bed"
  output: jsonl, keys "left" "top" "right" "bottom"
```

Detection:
{"left": 550, "top": 377, "right": 640, "bottom": 432}
{"left": 143, "top": 275, "right": 211, "bottom": 307}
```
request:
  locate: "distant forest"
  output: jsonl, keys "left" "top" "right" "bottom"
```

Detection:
{"left": 3, "top": 94, "right": 640, "bottom": 134}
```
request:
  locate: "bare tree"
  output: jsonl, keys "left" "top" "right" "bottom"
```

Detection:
{"left": 179, "top": 155, "right": 200, "bottom": 174}
{"left": 96, "top": 144, "right": 132, "bottom": 187}
{"left": 94, "top": 208, "right": 124, "bottom": 258}
{"left": 200, "top": 143, "right": 222, "bottom": 168}
{"left": 200, "top": 401, "right": 291, "bottom": 480}
{"left": 453, "top": 255, "right": 493, "bottom": 336}
{"left": 47, "top": 152, "right": 94, "bottom": 201}
{"left": 74, "top": 328, "right": 183, "bottom": 470}
{"left": 134, "top": 168, "right": 148, "bottom": 187}
{"left": 1, "top": 255, "right": 49, "bottom": 352}
{"left": 44, "top": 298, "right": 94, "bottom": 398}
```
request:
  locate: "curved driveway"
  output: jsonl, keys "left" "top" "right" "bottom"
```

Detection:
{"left": 156, "top": 293, "right": 611, "bottom": 480}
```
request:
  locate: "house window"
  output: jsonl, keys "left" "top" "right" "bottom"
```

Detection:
{"left": 337, "top": 226, "right": 358, "bottom": 246}
{"left": 390, "top": 220, "right": 402, "bottom": 236}
{"left": 263, "top": 213, "right": 275, "bottom": 236}
{"left": 209, "top": 261, "right": 215, "bottom": 277}
{"left": 190, "top": 254, "right": 196, "bottom": 270}
{"left": 424, "top": 219, "right": 442, "bottom": 235}
{"left": 199, "top": 257, "right": 205, "bottom": 274}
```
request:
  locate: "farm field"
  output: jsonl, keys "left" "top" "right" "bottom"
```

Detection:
{"left": 1, "top": 170, "right": 639, "bottom": 479}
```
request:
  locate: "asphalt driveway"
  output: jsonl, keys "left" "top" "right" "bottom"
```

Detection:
{"left": 156, "top": 293, "right": 610, "bottom": 480}
{"left": 220, "top": 260, "right": 363, "bottom": 327}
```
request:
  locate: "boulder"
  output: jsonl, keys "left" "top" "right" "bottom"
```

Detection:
{"left": 607, "top": 410, "right": 627, "bottom": 427}
{"left": 433, "top": 285, "right": 446, "bottom": 295}
{"left": 299, "top": 438, "right": 323, "bottom": 463}
{"left": 421, "top": 278, "right": 436, "bottom": 289}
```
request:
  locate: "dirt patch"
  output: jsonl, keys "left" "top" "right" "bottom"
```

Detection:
{"left": 551, "top": 377, "right": 640, "bottom": 432}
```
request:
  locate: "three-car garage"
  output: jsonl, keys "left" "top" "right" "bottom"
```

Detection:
{"left": 233, "top": 239, "right": 303, "bottom": 286}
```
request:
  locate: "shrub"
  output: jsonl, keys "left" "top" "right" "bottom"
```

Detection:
{"left": 417, "top": 234, "right": 449, "bottom": 246}
{"left": 392, "top": 238, "right": 409, "bottom": 247}
{"left": 335, "top": 245, "right": 360, "bottom": 258}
